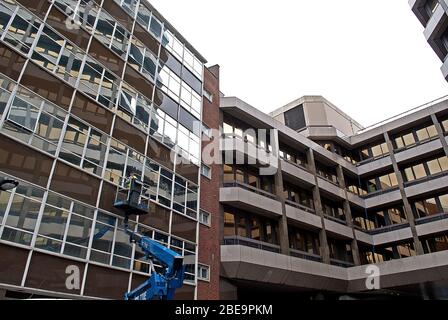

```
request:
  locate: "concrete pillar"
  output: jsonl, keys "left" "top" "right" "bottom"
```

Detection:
{"left": 383, "top": 133, "right": 424, "bottom": 255}
{"left": 431, "top": 113, "right": 448, "bottom": 157}
{"left": 336, "top": 165, "right": 361, "bottom": 266}
{"left": 307, "top": 148, "right": 331, "bottom": 264}
{"left": 272, "top": 130, "right": 290, "bottom": 255}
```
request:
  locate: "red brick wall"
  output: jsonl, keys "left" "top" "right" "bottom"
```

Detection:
{"left": 197, "top": 65, "right": 221, "bottom": 300}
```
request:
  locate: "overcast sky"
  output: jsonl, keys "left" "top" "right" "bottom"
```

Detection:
{"left": 150, "top": 0, "right": 448, "bottom": 127}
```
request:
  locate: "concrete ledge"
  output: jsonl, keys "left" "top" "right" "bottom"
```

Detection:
{"left": 405, "top": 174, "right": 448, "bottom": 198}
{"left": 372, "top": 227, "right": 413, "bottom": 246}
{"left": 285, "top": 204, "right": 322, "bottom": 230}
{"left": 323, "top": 218, "right": 354, "bottom": 239}
{"left": 281, "top": 160, "right": 315, "bottom": 186}
{"left": 317, "top": 177, "right": 346, "bottom": 200}
{"left": 220, "top": 187, "right": 282, "bottom": 218}
{"left": 364, "top": 189, "right": 402, "bottom": 209}
{"left": 394, "top": 139, "right": 443, "bottom": 164}
{"left": 357, "top": 156, "right": 393, "bottom": 176}
{"left": 417, "top": 218, "right": 448, "bottom": 237}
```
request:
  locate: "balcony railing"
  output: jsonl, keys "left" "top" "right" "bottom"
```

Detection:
{"left": 323, "top": 214, "right": 347, "bottom": 225}
{"left": 393, "top": 136, "right": 440, "bottom": 154}
{"left": 290, "top": 249, "right": 322, "bottom": 262}
{"left": 285, "top": 199, "right": 315, "bottom": 214}
{"left": 360, "top": 186, "right": 399, "bottom": 199}
{"left": 366, "top": 222, "right": 410, "bottom": 235}
{"left": 330, "top": 258, "right": 355, "bottom": 268}
{"left": 223, "top": 236, "right": 281, "bottom": 253}
{"left": 222, "top": 181, "right": 277, "bottom": 200}
{"left": 280, "top": 157, "right": 311, "bottom": 173}
{"left": 403, "top": 171, "right": 448, "bottom": 188}
{"left": 415, "top": 212, "right": 448, "bottom": 225}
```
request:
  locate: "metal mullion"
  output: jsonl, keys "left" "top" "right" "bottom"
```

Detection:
{"left": 0, "top": 82, "right": 19, "bottom": 129}
{"left": 0, "top": 189, "right": 16, "bottom": 239}
{"left": 109, "top": 218, "right": 119, "bottom": 266}
{"left": 29, "top": 191, "right": 49, "bottom": 249}
{"left": 0, "top": 5, "right": 20, "bottom": 42}
{"left": 60, "top": 201, "right": 75, "bottom": 254}
{"left": 79, "top": 126, "right": 91, "bottom": 168}
{"left": 85, "top": 209, "right": 99, "bottom": 263}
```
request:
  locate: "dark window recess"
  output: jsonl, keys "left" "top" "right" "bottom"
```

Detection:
{"left": 50, "top": 161, "right": 100, "bottom": 206}
{"left": 16, "top": 0, "right": 49, "bottom": 20}
{"left": 71, "top": 92, "right": 113, "bottom": 134}
{"left": 88, "top": 37, "right": 124, "bottom": 76}
{"left": 20, "top": 61, "right": 74, "bottom": 110}
{"left": 176, "top": 158, "right": 199, "bottom": 185}
{"left": 159, "top": 48, "right": 182, "bottom": 77}
{"left": 147, "top": 137, "right": 174, "bottom": 170}
{"left": 45, "top": 6, "right": 90, "bottom": 50}
{"left": 123, "top": 65, "right": 154, "bottom": 103}
{"left": 179, "top": 106, "right": 200, "bottom": 134}
{"left": 0, "top": 43, "right": 27, "bottom": 81}
{"left": 0, "top": 244, "right": 28, "bottom": 286}
{"left": 154, "top": 88, "right": 179, "bottom": 120}
{"left": 25, "top": 252, "right": 84, "bottom": 295}
{"left": 0, "top": 135, "right": 52, "bottom": 187}
{"left": 139, "top": 202, "right": 170, "bottom": 232}
{"left": 171, "top": 213, "right": 196, "bottom": 242}
{"left": 83, "top": 265, "right": 129, "bottom": 299}
{"left": 112, "top": 117, "right": 147, "bottom": 154}
{"left": 181, "top": 66, "right": 202, "bottom": 95}
{"left": 132, "top": 23, "right": 159, "bottom": 57}
{"left": 284, "top": 104, "right": 306, "bottom": 131}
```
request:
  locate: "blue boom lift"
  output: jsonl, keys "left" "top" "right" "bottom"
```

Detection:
{"left": 113, "top": 175, "right": 186, "bottom": 300}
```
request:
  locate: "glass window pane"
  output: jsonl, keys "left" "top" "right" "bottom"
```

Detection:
{"left": 427, "top": 125, "right": 438, "bottom": 138}
{"left": 403, "top": 133, "right": 416, "bottom": 146}
{"left": 66, "top": 214, "right": 92, "bottom": 247}
{"left": 38, "top": 205, "right": 69, "bottom": 240}
{"left": 8, "top": 96, "right": 39, "bottom": 131}
{"left": 412, "top": 164, "right": 427, "bottom": 180}
{"left": 416, "top": 128, "right": 430, "bottom": 141}
{"left": 91, "top": 222, "right": 114, "bottom": 253}
{"left": 5, "top": 195, "right": 40, "bottom": 232}
{"left": 424, "top": 198, "right": 439, "bottom": 215}
{"left": 427, "top": 159, "right": 442, "bottom": 175}
{"left": 439, "top": 194, "right": 448, "bottom": 213}
{"left": 439, "top": 156, "right": 448, "bottom": 171}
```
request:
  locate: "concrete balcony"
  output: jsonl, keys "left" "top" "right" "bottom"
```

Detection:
{"left": 323, "top": 217, "right": 354, "bottom": 240}
{"left": 280, "top": 159, "right": 315, "bottom": 186}
{"left": 285, "top": 202, "right": 322, "bottom": 230}
{"left": 394, "top": 138, "right": 443, "bottom": 164}
{"left": 346, "top": 191, "right": 366, "bottom": 208}
{"left": 220, "top": 182, "right": 282, "bottom": 218}
{"left": 221, "top": 245, "right": 348, "bottom": 292}
{"left": 317, "top": 176, "right": 345, "bottom": 200}
{"left": 405, "top": 172, "right": 448, "bottom": 198}
{"left": 347, "top": 250, "right": 448, "bottom": 293}
{"left": 363, "top": 188, "right": 402, "bottom": 209}
{"left": 357, "top": 156, "right": 393, "bottom": 176}
{"left": 416, "top": 213, "right": 448, "bottom": 237}
{"left": 372, "top": 226, "right": 413, "bottom": 246}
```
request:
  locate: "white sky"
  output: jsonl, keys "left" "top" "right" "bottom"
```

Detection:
{"left": 150, "top": 0, "right": 448, "bottom": 127}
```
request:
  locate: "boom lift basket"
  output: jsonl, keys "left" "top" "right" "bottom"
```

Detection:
{"left": 113, "top": 177, "right": 149, "bottom": 216}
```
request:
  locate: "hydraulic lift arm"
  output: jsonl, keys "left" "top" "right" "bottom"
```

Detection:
{"left": 123, "top": 228, "right": 185, "bottom": 300}
{"left": 114, "top": 176, "right": 186, "bottom": 300}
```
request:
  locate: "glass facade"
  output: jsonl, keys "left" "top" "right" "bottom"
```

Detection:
{"left": 0, "top": 0, "right": 204, "bottom": 299}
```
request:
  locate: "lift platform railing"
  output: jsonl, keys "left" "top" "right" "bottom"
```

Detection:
{"left": 113, "top": 176, "right": 150, "bottom": 217}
